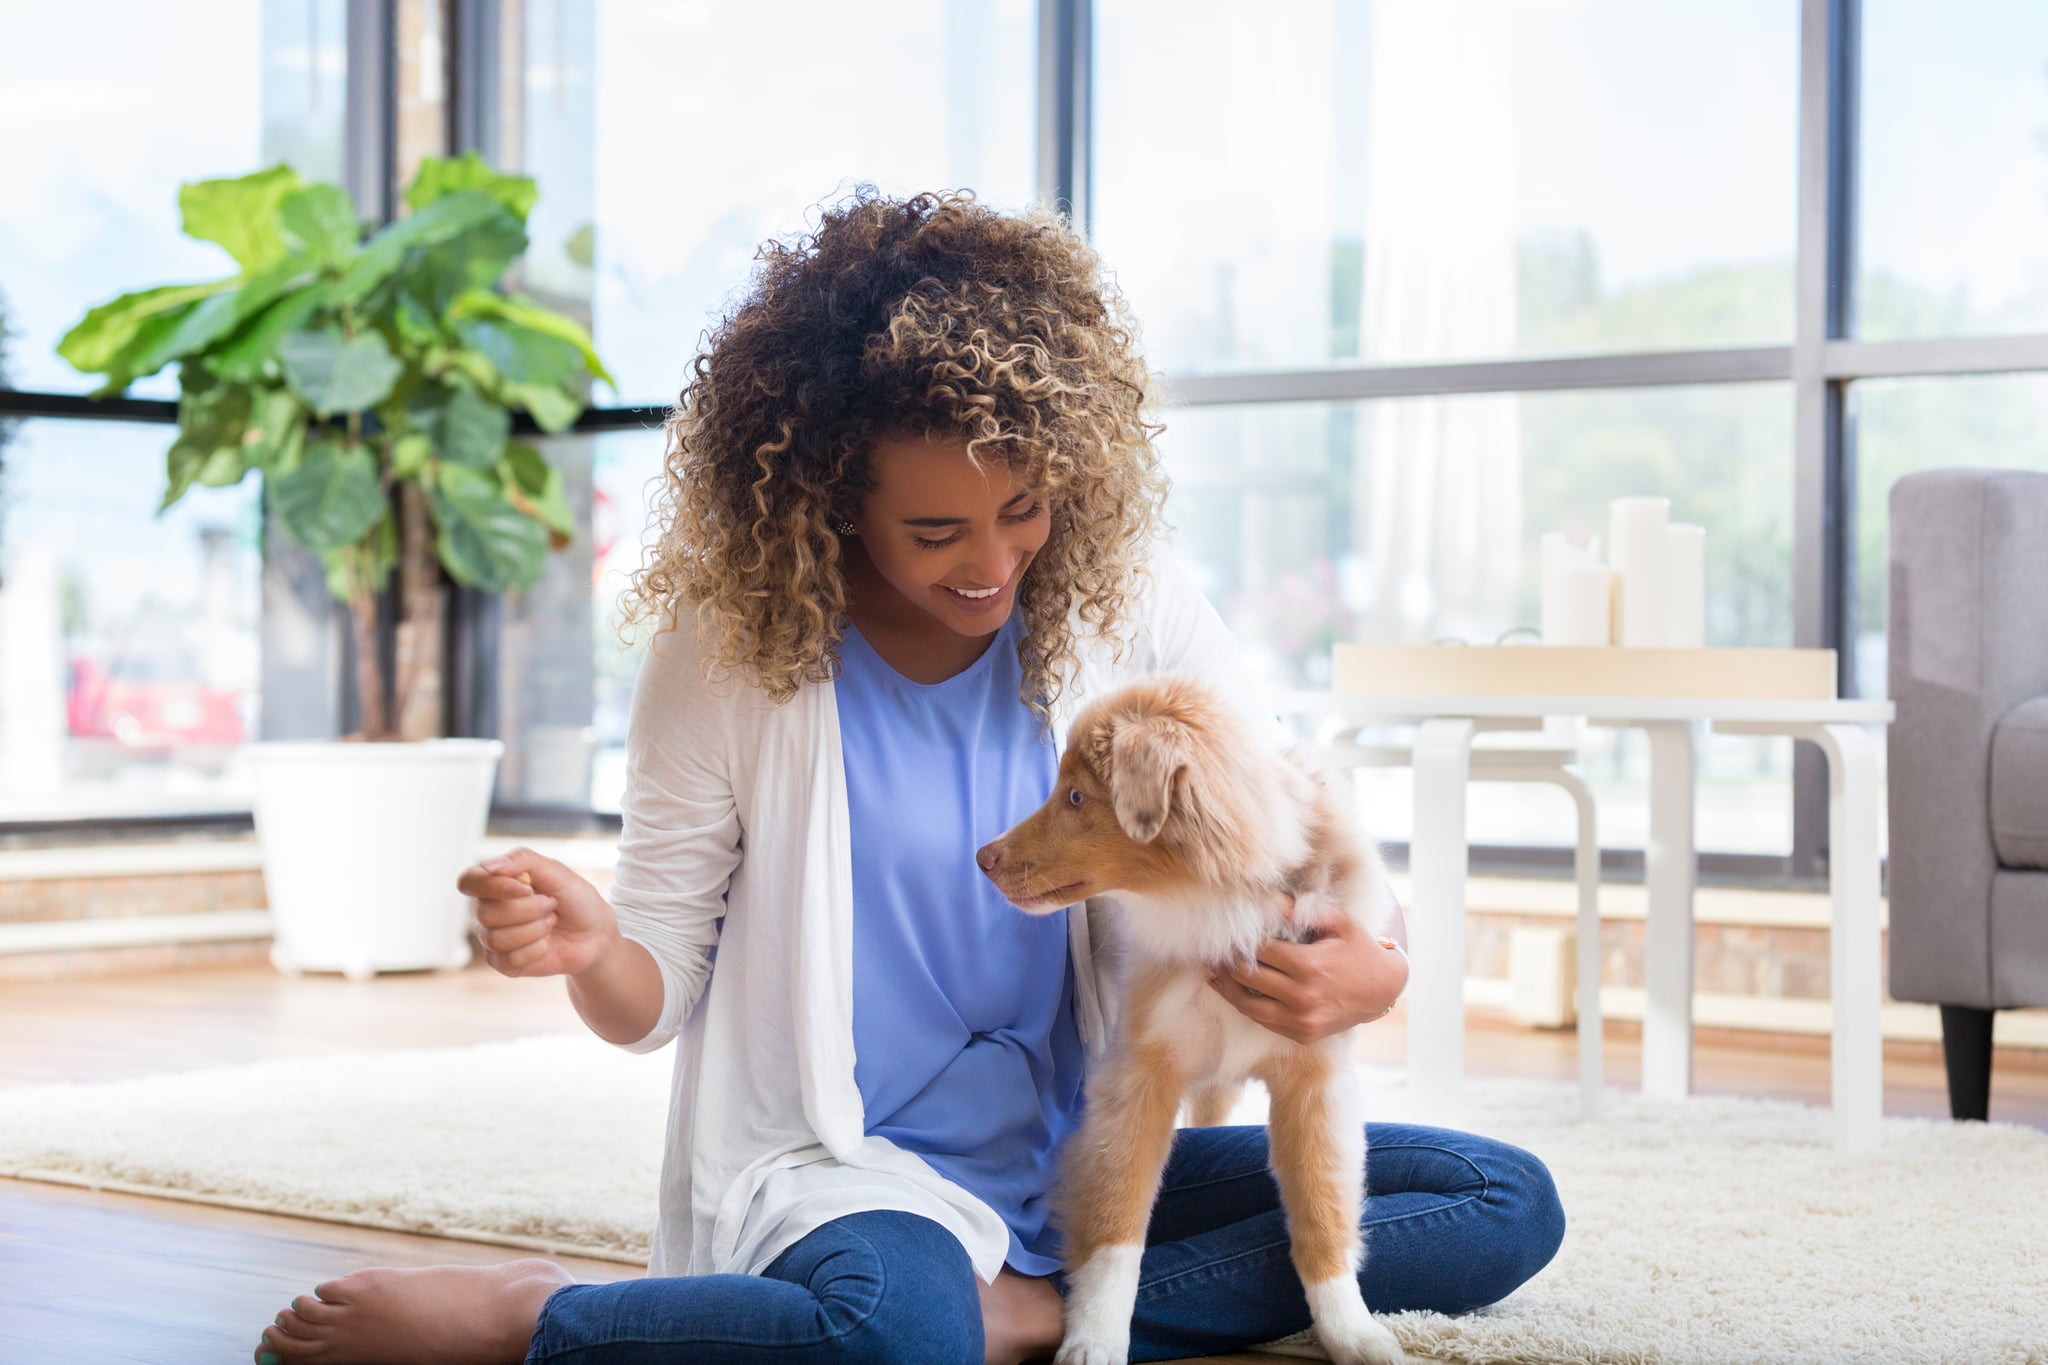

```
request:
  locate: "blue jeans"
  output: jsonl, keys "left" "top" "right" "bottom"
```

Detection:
{"left": 524, "top": 1122, "right": 1566, "bottom": 1363}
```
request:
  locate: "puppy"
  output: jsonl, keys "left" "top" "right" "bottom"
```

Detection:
{"left": 977, "top": 675, "right": 1406, "bottom": 1365}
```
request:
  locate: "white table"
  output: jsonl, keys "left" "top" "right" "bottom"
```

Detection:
{"left": 1280, "top": 691, "right": 1894, "bottom": 1155}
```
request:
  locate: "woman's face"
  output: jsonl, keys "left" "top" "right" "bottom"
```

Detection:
{"left": 849, "top": 433, "right": 1052, "bottom": 638}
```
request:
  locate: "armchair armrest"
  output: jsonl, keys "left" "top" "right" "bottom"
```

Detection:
{"left": 1887, "top": 467, "right": 2048, "bottom": 1007}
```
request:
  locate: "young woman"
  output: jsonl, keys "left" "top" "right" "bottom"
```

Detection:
{"left": 253, "top": 191, "right": 1564, "bottom": 1365}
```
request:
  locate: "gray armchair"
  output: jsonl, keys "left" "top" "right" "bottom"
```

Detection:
{"left": 1888, "top": 467, "right": 2048, "bottom": 1121}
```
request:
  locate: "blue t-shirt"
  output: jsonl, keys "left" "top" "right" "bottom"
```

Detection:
{"left": 834, "top": 614, "right": 1086, "bottom": 1274}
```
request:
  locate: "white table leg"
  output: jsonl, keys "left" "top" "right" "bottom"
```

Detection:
{"left": 1562, "top": 771, "right": 1603, "bottom": 1116}
{"left": 1408, "top": 718, "right": 1475, "bottom": 1114}
{"left": 1816, "top": 722, "right": 1884, "bottom": 1155}
{"left": 1640, "top": 720, "right": 1701, "bottom": 1103}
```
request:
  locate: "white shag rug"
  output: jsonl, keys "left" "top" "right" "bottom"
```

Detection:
{"left": 2, "top": 1035, "right": 2045, "bottom": 1365}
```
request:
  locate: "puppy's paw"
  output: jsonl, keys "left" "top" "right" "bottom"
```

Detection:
{"left": 1318, "top": 1315, "right": 1405, "bottom": 1365}
{"left": 1053, "top": 1337, "right": 1126, "bottom": 1365}
{"left": 1306, "top": 1277, "right": 1406, "bottom": 1365}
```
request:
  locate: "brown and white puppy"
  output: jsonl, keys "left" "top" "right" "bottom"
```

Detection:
{"left": 977, "top": 675, "right": 1405, "bottom": 1365}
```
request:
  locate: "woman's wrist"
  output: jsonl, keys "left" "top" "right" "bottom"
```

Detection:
{"left": 1360, "top": 937, "right": 1408, "bottom": 1023}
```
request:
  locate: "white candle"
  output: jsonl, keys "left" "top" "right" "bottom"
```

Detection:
{"left": 1663, "top": 523, "right": 1706, "bottom": 648}
{"left": 1608, "top": 496, "right": 1670, "bottom": 647}
{"left": 1550, "top": 561, "right": 1616, "bottom": 646}
{"left": 1540, "top": 532, "right": 1601, "bottom": 645}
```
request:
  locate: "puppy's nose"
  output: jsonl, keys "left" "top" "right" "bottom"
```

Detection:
{"left": 976, "top": 840, "right": 1003, "bottom": 873}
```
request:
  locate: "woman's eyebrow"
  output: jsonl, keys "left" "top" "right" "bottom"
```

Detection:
{"left": 901, "top": 491, "right": 1035, "bottom": 527}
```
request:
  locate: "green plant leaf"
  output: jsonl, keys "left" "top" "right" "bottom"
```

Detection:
{"left": 390, "top": 432, "right": 434, "bottom": 480}
{"left": 403, "top": 377, "right": 454, "bottom": 443}
{"left": 317, "top": 514, "right": 400, "bottom": 601}
{"left": 392, "top": 292, "right": 441, "bottom": 347}
{"left": 501, "top": 443, "right": 576, "bottom": 540}
{"left": 162, "top": 440, "right": 206, "bottom": 511}
{"left": 506, "top": 381, "right": 583, "bottom": 433}
{"left": 406, "top": 212, "right": 528, "bottom": 315}
{"left": 178, "top": 165, "right": 300, "bottom": 272}
{"left": 430, "top": 462, "right": 549, "bottom": 593}
{"left": 212, "top": 279, "right": 334, "bottom": 382}
{"left": 453, "top": 317, "right": 581, "bottom": 388}
{"left": 451, "top": 289, "right": 614, "bottom": 387}
{"left": 177, "top": 374, "right": 250, "bottom": 453}
{"left": 278, "top": 326, "right": 403, "bottom": 415}
{"left": 238, "top": 387, "right": 306, "bottom": 470}
{"left": 279, "top": 184, "right": 361, "bottom": 266}
{"left": 194, "top": 443, "right": 250, "bottom": 487}
{"left": 56, "top": 280, "right": 234, "bottom": 378}
{"left": 437, "top": 382, "right": 512, "bottom": 469}
{"left": 122, "top": 289, "right": 249, "bottom": 378}
{"left": 501, "top": 440, "right": 550, "bottom": 496}
{"left": 334, "top": 191, "right": 517, "bottom": 305}
{"left": 405, "top": 152, "right": 538, "bottom": 223}
{"left": 272, "top": 439, "right": 388, "bottom": 551}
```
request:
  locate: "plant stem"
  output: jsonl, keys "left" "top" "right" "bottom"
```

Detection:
{"left": 394, "top": 480, "right": 445, "bottom": 740}
{"left": 348, "top": 549, "right": 388, "bottom": 740}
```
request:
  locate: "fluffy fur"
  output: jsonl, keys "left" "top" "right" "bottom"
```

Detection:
{"left": 977, "top": 675, "right": 1405, "bottom": 1365}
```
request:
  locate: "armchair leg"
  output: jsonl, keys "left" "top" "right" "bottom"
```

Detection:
{"left": 1939, "top": 1005, "right": 1995, "bottom": 1121}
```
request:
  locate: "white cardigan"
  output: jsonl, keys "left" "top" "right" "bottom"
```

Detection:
{"left": 608, "top": 558, "right": 1254, "bottom": 1284}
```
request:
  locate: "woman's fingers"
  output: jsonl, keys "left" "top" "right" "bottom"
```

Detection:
{"left": 460, "top": 845, "right": 556, "bottom": 893}
{"left": 473, "top": 893, "right": 556, "bottom": 930}
{"left": 1218, "top": 955, "right": 1305, "bottom": 1007}
{"left": 476, "top": 913, "right": 555, "bottom": 955}
{"left": 457, "top": 867, "right": 543, "bottom": 901}
{"left": 498, "top": 935, "right": 556, "bottom": 970}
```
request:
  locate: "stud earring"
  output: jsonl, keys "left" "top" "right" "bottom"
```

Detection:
{"left": 834, "top": 519, "right": 857, "bottom": 536}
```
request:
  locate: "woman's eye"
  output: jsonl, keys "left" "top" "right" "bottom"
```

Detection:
{"left": 909, "top": 504, "right": 1042, "bottom": 551}
{"left": 1068, "top": 787, "right": 1084, "bottom": 807}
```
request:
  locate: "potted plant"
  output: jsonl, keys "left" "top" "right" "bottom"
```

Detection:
{"left": 59, "top": 154, "right": 612, "bottom": 979}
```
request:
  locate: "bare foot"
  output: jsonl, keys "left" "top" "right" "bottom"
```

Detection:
{"left": 977, "top": 1267, "right": 1066, "bottom": 1365}
{"left": 255, "top": 1257, "right": 575, "bottom": 1365}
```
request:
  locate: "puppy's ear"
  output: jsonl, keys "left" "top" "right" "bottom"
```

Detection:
{"left": 1109, "top": 718, "right": 1186, "bottom": 843}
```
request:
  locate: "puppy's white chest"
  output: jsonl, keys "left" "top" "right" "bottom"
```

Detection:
{"left": 1143, "top": 970, "right": 1288, "bottom": 1081}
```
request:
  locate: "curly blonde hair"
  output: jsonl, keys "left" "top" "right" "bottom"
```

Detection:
{"left": 622, "top": 188, "right": 1169, "bottom": 724}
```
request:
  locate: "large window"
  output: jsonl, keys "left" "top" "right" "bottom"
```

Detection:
{"left": 1160, "top": 385, "right": 1796, "bottom": 856}
{"left": 0, "top": 0, "right": 348, "bottom": 821}
{"left": 1857, "top": 0, "right": 2048, "bottom": 340}
{"left": 0, "top": 1, "right": 348, "bottom": 398}
{"left": 0, "top": 420, "right": 262, "bottom": 821}
{"left": 492, "top": 425, "right": 665, "bottom": 815}
{"left": 1093, "top": 0, "right": 1798, "bottom": 375}
{"left": 13, "top": 1, "right": 2048, "bottom": 878}
{"left": 502, "top": 0, "right": 1039, "bottom": 407}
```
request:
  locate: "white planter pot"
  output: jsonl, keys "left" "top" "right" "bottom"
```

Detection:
{"left": 250, "top": 738, "right": 504, "bottom": 980}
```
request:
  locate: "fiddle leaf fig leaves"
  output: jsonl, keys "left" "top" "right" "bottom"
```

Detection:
{"left": 272, "top": 439, "right": 387, "bottom": 551}
{"left": 277, "top": 326, "right": 403, "bottom": 416}
{"left": 279, "top": 184, "right": 361, "bottom": 266}
{"left": 431, "top": 463, "right": 548, "bottom": 593}
{"left": 57, "top": 154, "right": 609, "bottom": 618}
{"left": 178, "top": 165, "right": 300, "bottom": 271}
{"left": 438, "top": 382, "right": 512, "bottom": 469}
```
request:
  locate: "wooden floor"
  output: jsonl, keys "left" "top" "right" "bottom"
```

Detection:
{"left": 3, "top": 962, "right": 2045, "bottom": 1365}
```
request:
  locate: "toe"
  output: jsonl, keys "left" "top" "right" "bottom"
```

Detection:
{"left": 313, "top": 1276, "right": 349, "bottom": 1304}
{"left": 261, "top": 1323, "right": 325, "bottom": 1358}
{"left": 290, "top": 1293, "right": 345, "bottom": 1326}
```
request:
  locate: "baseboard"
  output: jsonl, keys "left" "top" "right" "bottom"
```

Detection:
{"left": 1464, "top": 977, "right": 2048, "bottom": 1051}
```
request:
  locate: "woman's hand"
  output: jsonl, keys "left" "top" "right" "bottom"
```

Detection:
{"left": 456, "top": 847, "right": 618, "bottom": 979}
{"left": 1207, "top": 900, "right": 1409, "bottom": 1046}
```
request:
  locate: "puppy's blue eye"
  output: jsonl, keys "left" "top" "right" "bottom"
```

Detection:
{"left": 1068, "top": 787, "right": 1084, "bottom": 806}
